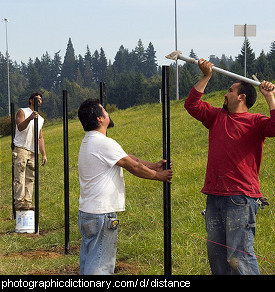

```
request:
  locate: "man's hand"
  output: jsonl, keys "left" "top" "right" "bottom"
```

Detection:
{"left": 259, "top": 80, "right": 275, "bottom": 96}
{"left": 154, "top": 159, "right": 172, "bottom": 172}
{"left": 155, "top": 169, "right": 173, "bottom": 184}
{"left": 117, "top": 156, "right": 173, "bottom": 183}
{"left": 41, "top": 155, "right": 47, "bottom": 166}
{"left": 29, "top": 111, "right": 39, "bottom": 120}
{"left": 198, "top": 59, "right": 214, "bottom": 77}
{"left": 259, "top": 81, "right": 275, "bottom": 111}
{"left": 194, "top": 59, "right": 214, "bottom": 93}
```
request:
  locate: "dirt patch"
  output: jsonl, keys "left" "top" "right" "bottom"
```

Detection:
{"left": 30, "top": 261, "right": 143, "bottom": 275}
{"left": 115, "top": 261, "right": 144, "bottom": 275}
{"left": 4, "top": 249, "right": 64, "bottom": 260}
{"left": 31, "top": 265, "right": 79, "bottom": 275}
{"left": 3, "top": 246, "right": 144, "bottom": 275}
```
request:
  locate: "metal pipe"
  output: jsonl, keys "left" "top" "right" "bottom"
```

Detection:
{"left": 34, "top": 97, "right": 39, "bottom": 234}
{"left": 166, "top": 51, "right": 261, "bottom": 87}
{"left": 11, "top": 102, "right": 16, "bottom": 219}
{"left": 162, "top": 65, "right": 172, "bottom": 275}
{"left": 63, "top": 90, "right": 70, "bottom": 254}
{"left": 3, "top": 18, "right": 10, "bottom": 115}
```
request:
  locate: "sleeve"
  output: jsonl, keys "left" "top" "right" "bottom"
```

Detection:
{"left": 99, "top": 138, "right": 128, "bottom": 167}
{"left": 258, "top": 109, "right": 275, "bottom": 138}
{"left": 184, "top": 87, "right": 220, "bottom": 129}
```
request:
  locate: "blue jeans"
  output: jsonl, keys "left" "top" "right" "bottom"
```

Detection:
{"left": 78, "top": 211, "right": 118, "bottom": 275}
{"left": 205, "top": 194, "right": 260, "bottom": 275}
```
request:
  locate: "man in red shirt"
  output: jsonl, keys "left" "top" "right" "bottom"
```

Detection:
{"left": 184, "top": 59, "right": 275, "bottom": 275}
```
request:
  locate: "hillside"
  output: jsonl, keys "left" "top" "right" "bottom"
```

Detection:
{"left": 0, "top": 88, "right": 274, "bottom": 275}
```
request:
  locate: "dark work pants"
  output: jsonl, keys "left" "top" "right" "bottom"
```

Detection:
{"left": 205, "top": 194, "right": 260, "bottom": 275}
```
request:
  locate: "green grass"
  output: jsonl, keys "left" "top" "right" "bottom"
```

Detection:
{"left": 0, "top": 88, "right": 274, "bottom": 275}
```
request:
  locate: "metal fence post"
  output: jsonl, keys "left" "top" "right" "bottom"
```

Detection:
{"left": 63, "top": 90, "right": 70, "bottom": 254}
{"left": 162, "top": 65, "right": 172, "bottom": 275}
{"left": 34, "top": 97, "right": 39, "bottom": 234}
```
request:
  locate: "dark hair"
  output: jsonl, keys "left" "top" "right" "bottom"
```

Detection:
{"left": 29, "top": 92, "right": 42, "bottom": 105}
{"left": 236, "top": 81, "right": 257, "bottom": 109}
{"left": 78, "top": 99, "right": 104, "bottom": 131}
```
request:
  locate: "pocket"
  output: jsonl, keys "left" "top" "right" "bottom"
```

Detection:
{"left": 230, "top": 195, "right": 247, "bottom": 206}
{"left": 79, "top": 214, "right": 100, "bottom": 239}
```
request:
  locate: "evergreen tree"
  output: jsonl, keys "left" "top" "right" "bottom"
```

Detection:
{"left": 85, "top": 46, "right": 92, "bottom": 65}
{"left": 113, "top": 45, "right": 129, "bottom": 73}
{"left": 91, "top": 49, "right": 100, "bottom": 83}
{"left": 51, "top": 50, "right": 62, "bottom": 89}
{"left": 267, "top": 41, "right": 275, "bottom": 78}
{"left": 61, "top": 38, "right": 77, "bottom": 82}
{"left": 236, "top": 39, "right": 255, "bottom": 77}
{"left": 98, "top": 48, "right": 107, "bottom": 82}
{"left": 134, "top": 39, "right": 146, "bottom": 73}
{"left": 255, "top": 50, "right": 269, "bottom": 80}
{"left": 40, "top": 51, "right": 52, "bottom": 90}
{"left": 144, "top": 42, "right": 157, "bottom": 78}
{"left": 189, "top": 49, "right": 198, "bottom": 60}
{"left": 77, "top": 54, "right": 85, "bottom": 77}
{"left": 83, "top": 60, "right": 93, "bottom": 87}
{"left": 26, "top": 58, "right": 42, "bottom": 92}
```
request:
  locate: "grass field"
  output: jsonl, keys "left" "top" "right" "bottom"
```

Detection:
{"left": 0, "top": 88, "right": 274, "bottom": 275}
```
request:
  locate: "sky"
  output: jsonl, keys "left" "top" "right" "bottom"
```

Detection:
{"left": 1, "top": 0, "right": 275, "bottom": 67}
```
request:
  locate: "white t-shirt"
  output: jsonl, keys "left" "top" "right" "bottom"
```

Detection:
{"left": 13, "top": 107, "right": 44, "bottom": 153}
{"left": 78, "top": 131, "right": 128, "bottom": 214}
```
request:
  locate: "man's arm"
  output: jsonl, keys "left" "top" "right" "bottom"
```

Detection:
{"left": 116, "top": 155, "right": 172, "bottom": 183}
{"left": 16, "top": 109, "right": 38, "bottom": 131}
{"left": 259, "top": 81, "right": 275, "bottom": 111}
{"left": 39, "top": 129, "right": 47, "bottom": 166}
{"left": 128, "top": 154, "right": 171, "bottom": 171}
{"left": 184, "top": 59, "right": 219, "bottom": 128}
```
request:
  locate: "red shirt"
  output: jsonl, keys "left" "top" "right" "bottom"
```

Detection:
{"left": 184, "top": 87, "right": 275, "bottom": 198}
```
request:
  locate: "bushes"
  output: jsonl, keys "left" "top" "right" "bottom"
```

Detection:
{"left": 0, "top": 115, "right": 12, "bottom": 137}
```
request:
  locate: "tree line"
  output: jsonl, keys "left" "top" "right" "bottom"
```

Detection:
{"left": 0, "top": 38, "right": 274, "bottom": 119}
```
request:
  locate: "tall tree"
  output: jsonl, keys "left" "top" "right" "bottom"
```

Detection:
{"left": 134, "top": 39, "right": 146, "bottom": 73}
{"left": 51, "top": 50, "right": 62, "bottom": 89}
{"left": 98, "top": 47, "right": 107, "bottom": 82}
{"left": 113, "top": 45, "right": 129, "bottom": 73}
{"left": 144, "top": 42, "right": 157, "bottom": 78}
{"left": 267, "top": 41, "right": 275, "bottom": 78}
{"left": 40, "top": 51, "right": 52, "bottom": 90}
{"left": 61, "top": 38, "right": 77, "bottom": 82}
{"left": 91, "top": 49, "right": 100, "bottom": 83}
{"left": 26, "top": 58, "right": 41, "bottom": 92}
{"left": 255, "top": 50, "right": 269, "bottom": 80}
{"left": 236, "top": 39, "right": 255, "bottom": 77}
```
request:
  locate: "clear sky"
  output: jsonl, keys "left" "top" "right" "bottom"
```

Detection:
{"left": 1, "top": 0, "right": 274, "bottom": 66}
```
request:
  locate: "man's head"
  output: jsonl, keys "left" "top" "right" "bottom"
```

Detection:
{"left": 223, "top": 81, "right": 257, "bottom": 113}
{"left": 78, "top": 99, "right": 114, "bottom": 131}
{"left": 29, "top": 92, "right": 43, "bottom": 107}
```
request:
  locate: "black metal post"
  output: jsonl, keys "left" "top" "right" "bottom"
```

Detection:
{"left": 11, "top": 102, "right": 16, "bottom": 219}
{"left": 162, "top": 66, "right": 172, "bottom": 275}
{"left": 63, "top": 90, "right": 70, "bottom": 254}
{"left": 100, "top": 82, "right": 106, "bottom": 108}
{"left": 34, "top": 97, "right": 39, "bottom": 234}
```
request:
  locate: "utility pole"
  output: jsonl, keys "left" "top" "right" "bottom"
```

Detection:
{"left": 234, "top": 24, "right": 256, "bottom": 77}
{"left": 175, "top": 0, "right": 179, "bottom": 100}
{"left": 3, "top": 18, "right": 11, "bottom": 115}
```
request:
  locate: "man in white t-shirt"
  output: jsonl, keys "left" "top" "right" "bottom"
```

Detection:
{"left": 13, "top": 92, "right": 47, "bottom": 210}
{"left": 78, "top": 99, "right": 173, "bottom": 275}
